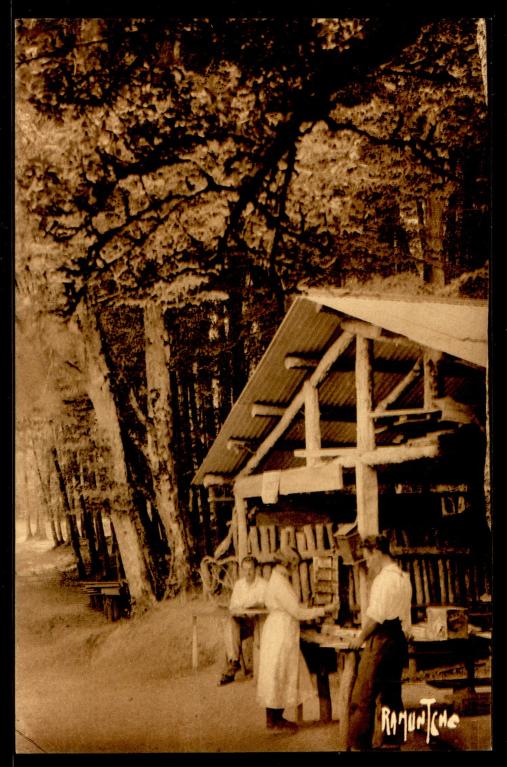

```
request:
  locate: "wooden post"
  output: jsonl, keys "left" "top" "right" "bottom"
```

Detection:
{"left": 423, "top": 350, "right": 443, "bottom": 408}
{"left": 336, "top": 651, "right": 358, "bottom": 751}
{"left": 304, "top": 380, "right": 321, "bottom": 467}
{"left": 355, "top": 336, "right": 379, "bottom": 626}
{"left": 234, "top": 493, "right": 248, "bottom": 564}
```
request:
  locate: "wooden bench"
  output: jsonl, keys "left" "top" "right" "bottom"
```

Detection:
{"left": 80, "top": 580, "right": 130, "bottom": 621}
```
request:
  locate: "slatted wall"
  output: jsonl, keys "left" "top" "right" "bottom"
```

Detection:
{"left": 246, "top": 522, "right": 491, "bottom": 619}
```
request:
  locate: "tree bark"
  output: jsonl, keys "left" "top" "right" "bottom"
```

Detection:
{"left": 51, "top": 446, "right": 86, "bottom": 579}
{"left": 75, "top": 298, "right": 154, "bottom": 611}
{"left": 143, "top": 302, "right": 192, "bottom": 594}
{"left": 421, "top": 189, "right": 448, "bottom": 287}
{"left": 31, "top": 437, "right": 51, "bottom": 541}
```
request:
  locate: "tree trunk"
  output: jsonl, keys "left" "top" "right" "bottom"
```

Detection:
{"left": 31, "top": 439, "right": 51, "bottom": 541}
{"left": 51, "top": 447, "right": 86, "bottom": 579}
{"left": 77, "top": 458, "right": 101, "bottom": 575}
{"left": 95, "top": 506, "right": 112, "bottom": 579}
{"left": 75, "top": 299, "right": 154, "bottom": 611}
{"left": 421, "top": 189, "right": 447, "bottom": 287}
{"left": 143, "top": 302, "right": 192, "bottom": 594}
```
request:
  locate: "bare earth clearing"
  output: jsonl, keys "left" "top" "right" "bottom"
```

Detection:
{"left": 15, "top": 536, "right": 491, "bottom": 754}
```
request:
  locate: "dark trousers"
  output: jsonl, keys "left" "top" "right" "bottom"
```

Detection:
{"left": 348, "top": 620, "right": 407, "bottom": 751}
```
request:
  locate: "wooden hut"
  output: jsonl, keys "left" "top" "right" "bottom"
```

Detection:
{"left": 194, "top": 291, "right": 490, "bottom": 629}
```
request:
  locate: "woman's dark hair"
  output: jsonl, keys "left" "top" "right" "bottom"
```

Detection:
{"left": 241, "top": 555, "right": 258, "bottom": 567}
{"left": 362, "top": 534, "right": 391, "bottom": 556}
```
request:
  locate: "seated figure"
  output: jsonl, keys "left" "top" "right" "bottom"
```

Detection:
{"left": 218, "top": 555, "right": 267, "bottom": 686}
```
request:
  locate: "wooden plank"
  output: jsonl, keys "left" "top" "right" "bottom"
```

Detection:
{"left": 413, "top": 560, "right": 424, "bottom": 606}
{"left": 280, "top": 528, "right": 290, "bottom": 549}
{"left": 291, "top": 566, "right": 302, "bottom": 601}
{"left": 437, "top": 558, "right": 448, "bottom": 603}
{"left": 304, "top": 524, "right": 317, "bottom": 554}
{"left": 309, "top": 561, "right": 315, "bottom": 597}
{"left": 465, "top": 562, "right": 477, "bottom": 602}
{"left": 300, "top": 562, "right": 310, "bottom": 603}
{"left": 237, "top": 330, "right": 354, "bottom": 478}
{"left": 426, "top": 559, "right": 438, "bottom": 603}
{"left": 296, "top": 530, "right": 307, "bottom": 557}
{"left": 445, "top": 559, "right": 455, "bottom": 604}
{"left": 325, "top": 522, "right": 335, "bottom": 550}
{"left": 259, "top": 526, "right": 270, "bottom": 557}
{"left": 248, "top": 527, "right": 261, "bottom": 559}
{"left": 314, "top": 581, "right": 336, "bottom": 594}
{"left": 421, "top": 558, "right": 430, "bottom": 604}
{"left": 451, "top": 559, "right": 461, "bottom": 604}
{"left": 267, "top": 525, "right": 277, "bottom": 552}
{"left": 315, "top": 523, "right": 326, "bottom": 551}
{"left": 287, "top": 526, "right": 297, "bottom": 549}
{"left": 262, "top": 564, "right": 272, "bottom": 581}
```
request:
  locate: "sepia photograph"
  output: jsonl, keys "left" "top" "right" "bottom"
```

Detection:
{"left": 13, "top": 13, "right": 493, "bottom": 756}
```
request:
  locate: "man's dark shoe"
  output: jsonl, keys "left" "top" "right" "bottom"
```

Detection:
{"left": 218, "top": 659, "right": 241, "bottom": 686}
{"left": 218, "top": 672, "right": 236, "bottom": 686}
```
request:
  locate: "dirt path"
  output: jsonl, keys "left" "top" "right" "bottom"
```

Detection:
{"left": 15, "top": 539, "right": 491, "bottom": 754}
{"left": 14, "top": 546, "right": 341, "bottom": 754}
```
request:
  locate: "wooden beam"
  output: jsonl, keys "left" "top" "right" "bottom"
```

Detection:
{"left": 356, "top": 336, "right": 376, "bottom": 454}
{"left": 423, "top": 350, "right": 444, "bottom": 408}
{"left": 355, "top": 335, "right": 379, "bottom": 628}
{"left": 252, "top": 402, "right": 357, "bottom": 422}
{"left": 371, "top": 407, "right": 441, "bottom": 420}
{"left": 226, "top": 438, "right": 256, "bottom": 453}
{"left": 234, "top": 493, "right": 248, "bottom": 563}
{"left": 295, "top": 443, "right": 440, "bottom": 466}
{"left": 341, "top": 319, "right": 383, "bottom": 340}
{"left": 374, "top": 358, "right": 423, "bottom": 411}
{"left": 294, "top": 447, "right": 359, "bottom": 459}
{"left": 251, "top": 403, "right": 286, "bottom": 418}
{"left": 235, "top": 461, "right": 344, "bottom": 499}
{"left": 237, "top": 330, "right": 354, "bottom": 477}
{"left": 203, "top": 474, "right": 233, "bottom": 487}
{"left": 355, "top": 443, "right": 439, "bottom": 465}
{"left": 304, "top": 381, "right": 321, "bottom": 467}
{"left": 284, "top": 354, "right": 319, "bottom": 370}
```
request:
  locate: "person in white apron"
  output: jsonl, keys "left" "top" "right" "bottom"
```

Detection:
{"left": 257, "top": 546, "right": 337, "bottom": 732}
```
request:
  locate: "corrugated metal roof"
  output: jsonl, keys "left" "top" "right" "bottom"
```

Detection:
{"left": 193, "top": 293, "right": 487, "bottom": 484}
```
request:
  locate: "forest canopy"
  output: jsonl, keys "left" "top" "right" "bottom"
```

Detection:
{"left": 15, "top": 17, "right": 490, "bottom": 606}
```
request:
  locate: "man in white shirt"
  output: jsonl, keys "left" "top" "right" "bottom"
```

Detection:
{"left": 218, "top": 555, "right": 268, "bottom": 686}
{"left": 347, "top": 534, "right": 412, "bottom": 751}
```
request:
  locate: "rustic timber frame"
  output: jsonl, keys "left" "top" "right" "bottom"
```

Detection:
{"left": 194, "top": 292, "right": 489, "bottom": 624}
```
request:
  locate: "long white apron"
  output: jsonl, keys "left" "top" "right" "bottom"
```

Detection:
{"left": 257, "top": 568, "right": 317, "bottom": 709}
